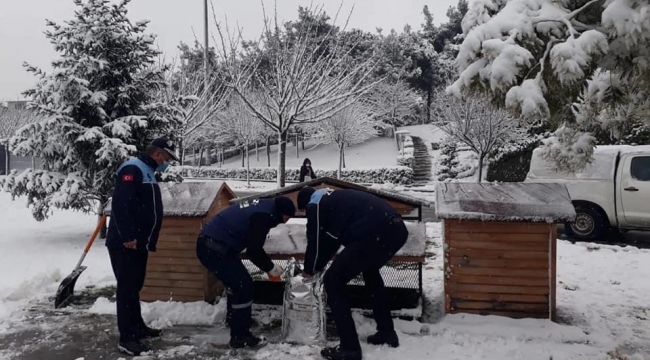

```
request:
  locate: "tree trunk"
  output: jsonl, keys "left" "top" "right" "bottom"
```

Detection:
{"left": 277, "top": 131, "right": 288, "bottom": 187}
{"left": 256, "top": 142, "right": 259, "bottom": 162}
{"left": 198, "top": 147, "right": 205, "bottom": 168}
{"left": 477, "top": 152, "right": 484, "bottom": 183}
{"left": 4, "top": 146, "right": 10, "bottom": 175}
{"left": 393, "top": 124, "right": 399, "bottom": 148}
{"left": 426, "top": 89, "right": 432, "bottom": 123}
{"left": 32, "top": 156, "right": 37, "bottom": 170}
{"left": 337, "top": 144, "right": 344, "bottom": 179}
{"left": 296, "top": 134, "right": 300, "bottom": 158}
{"left": 342, "top": 146, "right": 346, "bottom": 168}
{"left": 301, "top": 136, "right": 305, "bottom": 150}
{"left": 246, "top": 144, "right": 250, "bottom": 186}
{"left": 266, "top": 137, "right": 271, "bottom": 167}
{"left": 241, "top": 146, "right": 245, "bottom": 168}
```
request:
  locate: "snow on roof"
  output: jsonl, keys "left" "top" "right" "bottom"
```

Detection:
{"left": 435, "top": 182, "right": 576, "bottom": 223}
{"left": 104, "top": 181, "right": 233, "bottom": 217}
{"left": 264, "top": 221, "right": 426, "bottom": 258}
{"left": 231, "top": 177, "right": 432, "bottom": 207}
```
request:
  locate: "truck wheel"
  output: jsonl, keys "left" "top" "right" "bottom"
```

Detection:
{"left": 565, "top": 205, "right": 607, "bottom": 242}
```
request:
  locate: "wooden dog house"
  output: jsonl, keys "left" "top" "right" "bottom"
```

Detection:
{"left": 104, "top": 181, "right": 236, "bottom": 303}
{"left": 435, "top": 182, "right": 575, "bottom": 320}
{"left": 231, "top": 177, "right": 431, "bottom": 311}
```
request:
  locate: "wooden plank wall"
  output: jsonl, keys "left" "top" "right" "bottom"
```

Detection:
{"left": 141, "top": 217, "right": 205, "bottom": 302}
{"left": 444, "top": 219, "right": 555, "bottom": 319}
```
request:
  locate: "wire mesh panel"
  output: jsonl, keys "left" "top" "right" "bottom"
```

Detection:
{"left": 244, "top": 259, "right": 422, "bottom": 310}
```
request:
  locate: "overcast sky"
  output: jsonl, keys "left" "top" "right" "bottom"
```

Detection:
{"left": 0, "top": 0, "right": 458, "bottom": 101}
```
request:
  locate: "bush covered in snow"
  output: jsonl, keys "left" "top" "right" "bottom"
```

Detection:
{"left": 436, "top": 139, "right": 460, "bottom": 181}
{"left": 449, "top": 0, "right": 650, "bottom": 172}
{"left": 170, "top": 166, "right": 414, "bottom": 185}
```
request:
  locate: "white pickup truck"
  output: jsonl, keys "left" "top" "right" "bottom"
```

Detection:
{"left": 525, "top": 145, "right": 650, "bottom": 241}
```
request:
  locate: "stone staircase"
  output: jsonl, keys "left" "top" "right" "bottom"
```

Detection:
{"left": 410, "top": 136, "right": 432, "bottom": 184}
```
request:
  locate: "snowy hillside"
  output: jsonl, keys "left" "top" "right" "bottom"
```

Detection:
{"left": 208, "top": 137, "right": 399, "bottom": 170}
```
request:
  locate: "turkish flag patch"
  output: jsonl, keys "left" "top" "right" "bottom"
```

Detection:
{"left": 122, "top": 174, "right": 134, "bottom": 182}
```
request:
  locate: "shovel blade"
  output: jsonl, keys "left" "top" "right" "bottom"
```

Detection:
{"left": 54, "top": 266, "right": 87, "bottom": 309}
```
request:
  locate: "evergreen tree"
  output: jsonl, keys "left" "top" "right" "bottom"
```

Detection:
{"left": 0, "top": 0, "right": 184, "bottom": 221}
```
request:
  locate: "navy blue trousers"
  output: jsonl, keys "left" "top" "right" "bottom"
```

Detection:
{"left": 196, "top": 235, "right": 254, "bottom": 340}
{"left": 108, "top": 247, "right": 148, "bottom": 343}
{"left": 323, "top": 216, "right": 408, "bottom": 351}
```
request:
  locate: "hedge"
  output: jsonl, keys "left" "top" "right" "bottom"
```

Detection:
{"left": 170, "top": 165, "right": 414, "bottom": 185}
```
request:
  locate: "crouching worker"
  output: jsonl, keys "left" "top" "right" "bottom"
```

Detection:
{"left": 196, "top": 196, "right": 296, "bottom": 349}
{"left": 297, "top": 187, "right": 409, "bottom": 360}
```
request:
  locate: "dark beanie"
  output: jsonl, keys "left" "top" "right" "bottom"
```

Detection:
{"left": 297, "top": 186, "right": 316, "bottom": 210}
{"left": 275, "top": 196, "right": 296, "bottom": 217}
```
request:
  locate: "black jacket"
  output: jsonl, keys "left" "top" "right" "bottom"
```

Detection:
{"left": 299, "top": 165, "right": 316, "bottom": 182}
{"left": 105, "top": 154, "right": 163, "bottom": 252}
{"left": 303, "top": 189, "right": 400, "bottom": 274}
{"left": 199, "top": 199, "right": 282, "bottom": 272}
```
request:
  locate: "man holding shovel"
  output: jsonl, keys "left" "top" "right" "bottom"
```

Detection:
{"left": 105, "top": 138, "right": 177, "bottom": 356}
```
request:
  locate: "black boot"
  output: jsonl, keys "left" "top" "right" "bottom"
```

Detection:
{"left": 118, "top": 340, "right": 151, "bottom": 356}
{"left": 229, "top": 333, "right": 268, "bottom": 349}
{"left": 367, "top": 330, "right": 399, "bottom": 347}
{"left": 137, "top": 326, "right": 163, "bottom": 339}
{"left": 321, "top": 345, "right": 362, "bottom": 360}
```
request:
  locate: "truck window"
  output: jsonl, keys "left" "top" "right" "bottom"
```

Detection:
{"left": 631, "top": 156, "right": 650, "bottom": 181}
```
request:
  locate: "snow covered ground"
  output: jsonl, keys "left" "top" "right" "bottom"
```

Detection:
{"left": 1, "top": 191, "right": 650, "bottom": 359}
{"left": 208, "top": 136, "right": 399, "bottom": 170}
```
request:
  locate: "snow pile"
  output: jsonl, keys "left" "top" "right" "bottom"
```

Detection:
{"left": 0, "top": 192, "right": 114, "bottom": 334}
{"left": 265, "top": 222, "right": 426, "bottom": 257}
{"left": 435, "top": 182, "right": 576, "bottom": 223}
{"left": 105, "top": 181, "right": 230, "bottom": 217}
{"left": 88, "top": 297, "right": 227, "bottom": 329}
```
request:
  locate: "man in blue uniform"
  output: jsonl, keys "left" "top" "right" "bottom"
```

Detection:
{"left": 196, "top": 196, "right": 296, "bottom": 349}
{"left": 106, "top": 138, "right": 177, "bottom": 356}
{"left": 297, "top": 187, "right": 409, "bottom": 360}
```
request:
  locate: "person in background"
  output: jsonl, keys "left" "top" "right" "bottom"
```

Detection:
{"left": 297, "top": 186, "right": 409, "bottom": 360}
{"left": 299, "top": 158, "right": 317, "bottom": 182}
{"left": 105, "top": 138, "right": 178, "bottom": 356}
{"left": 196, "top": 196, "right": 297, "bottom": 349}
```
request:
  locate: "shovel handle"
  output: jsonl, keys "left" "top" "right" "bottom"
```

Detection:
{"left": 73, "top": 215, "right": 108, "bottom": 271}
{"left": 83, "top": 215, "right": 107, "bottom": 254}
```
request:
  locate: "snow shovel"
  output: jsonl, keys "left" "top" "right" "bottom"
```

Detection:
{"left": 54, "top": 214, "right": 107, "bottom": 309}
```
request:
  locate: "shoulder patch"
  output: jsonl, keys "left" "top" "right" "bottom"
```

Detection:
{"left": 122, "top": 174, "right": 134, "bottom": 182}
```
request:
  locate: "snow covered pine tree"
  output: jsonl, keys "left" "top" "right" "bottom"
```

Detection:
{"left": 0, "top": 0, "right": 186, "bottom": 221}
{"left": 448, "top": 0, "right": 650, "bottom": 172}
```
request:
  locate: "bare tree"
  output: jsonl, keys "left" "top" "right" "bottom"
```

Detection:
{"left": 155, "top": 57, "right": 233, "bottom": 165}
{"left": 0, "top": 107, "right": 39, "bottom": 174}
{"left": 211, "top": 99, "right": 265, "bottom": 185}
{"left": 313, "top": 103, "right": 379, "bottom": 178}
{"left": 223, "top": 5, "right": 382, "bottom": 187}
{"left": 365, "top": 79, "right": 420, "bottom": 131}
{"left": 435, "top": 95, "right": 522, "bottom": 182}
